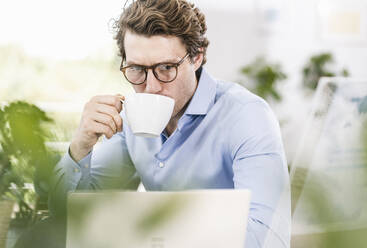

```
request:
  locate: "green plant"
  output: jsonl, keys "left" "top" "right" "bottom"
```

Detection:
{"left": 0, "top": 101, "right": 59, "bottom": 225}
{"left": 302, "top": 53, "right": 349, "bottom": 91}
{"left": 240, "top": 57, "right": 287, "bottom": 102}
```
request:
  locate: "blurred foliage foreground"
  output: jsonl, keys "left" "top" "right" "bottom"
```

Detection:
{"left": 291, "top": 126, "right": 367, "bottom": 248}
{"left": 290, "top": 88, "right": 367, "bottom": 248}
{"left": 0, "top": 101, "right": 60, "bottom": 228}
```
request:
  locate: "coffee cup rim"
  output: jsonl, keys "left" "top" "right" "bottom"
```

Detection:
{"left": 125, "top": 93, "right": 174, "bottom": 102}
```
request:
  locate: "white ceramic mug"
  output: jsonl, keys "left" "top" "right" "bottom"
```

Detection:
{"left": 122, "top": 93, "right": 175, "bottom": 138}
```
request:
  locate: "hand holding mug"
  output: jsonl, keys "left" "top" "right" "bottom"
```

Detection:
{"left": 70, "top": 95, "right": 124, "bottom": 162}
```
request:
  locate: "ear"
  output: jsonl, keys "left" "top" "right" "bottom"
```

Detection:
{"left": 192, "top": 49, "right": 204, "bottom": 71}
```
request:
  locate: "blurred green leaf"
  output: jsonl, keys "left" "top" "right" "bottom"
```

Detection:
{"left": 302, "top": 53, "right": 350, "bottom": 91}
{"left": 0, "top": 101, "right": 59, "bottom": 224}
{"left": 239, "top": 57, "right": 287, "bottom": 102}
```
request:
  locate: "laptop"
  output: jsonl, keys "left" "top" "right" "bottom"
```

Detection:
{"left": 66, "top": 189, "right": 251, "bottom": 248}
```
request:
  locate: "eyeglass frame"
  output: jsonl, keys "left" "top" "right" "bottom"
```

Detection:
{"left": 120, "top": 53, "right": 190, "bottom": 85}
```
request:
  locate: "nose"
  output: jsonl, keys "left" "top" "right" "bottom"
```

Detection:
{"left": 144, "top": 69, "right": 163, "bottom": 94}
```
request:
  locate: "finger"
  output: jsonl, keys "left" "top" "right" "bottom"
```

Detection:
{"left": 92, "top": 95, "right": 124, "bottom": 112}
{"left": 93, "top": 105, "right": 123, "bottom": 132}
{"left": 115, "top": 94, "right": 125, "bottom": 113}
{"left": 94, "top": 112, "right": 122, "bottom": 133}
{"left": 95, "top": 103, "right": 119, "bottom": 118}
{"left": 116, "top": 98, "right": 124, "bottom": 113}
{"left": 91, "top": 121, "right": 115, "bottom": 139}
{"left": 91, "top": 112, "right": 117, "bottom": 133}
{"left": 113, "top": 113, "right": 123, "bottom": 132}
{"left": 115, "top": 93, "right": 125, "bottom": 99}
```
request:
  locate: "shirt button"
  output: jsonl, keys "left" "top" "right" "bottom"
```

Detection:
{"left": 74, "top": 168, "right": 80, "bottom": 173}
{"left": 159, "top": 162, "right": 164, "bottom": 168}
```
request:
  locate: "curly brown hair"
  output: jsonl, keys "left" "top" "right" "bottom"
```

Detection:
{"left": 113, "top": 0, "right": 209, "bottom": 65}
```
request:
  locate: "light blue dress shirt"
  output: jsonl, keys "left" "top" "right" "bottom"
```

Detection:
{"left": 52, "top": 68, "right": 290, "bottom": 248}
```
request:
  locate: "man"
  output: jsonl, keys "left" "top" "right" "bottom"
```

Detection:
{"left": 51, "top": 0, "right": 290, "bottom": 247}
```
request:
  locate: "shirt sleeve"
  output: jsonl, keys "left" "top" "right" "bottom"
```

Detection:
{"left": 230, "top": 100, "right": 291, "bottom": 248}
{"left": 48, "top": 131, "right": 140, "bottom": 218}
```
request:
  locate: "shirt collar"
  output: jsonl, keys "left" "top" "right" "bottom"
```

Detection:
{"left": 184, "top": 67, "right": 217, "bottom": 116}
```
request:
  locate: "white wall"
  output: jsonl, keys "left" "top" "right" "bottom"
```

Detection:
{"left": 198, "top": 0, "right": 367, "bottom": 82}
{"left": 265, "top": 0, "right": 367, "bottom": 162}
{"left": 197, "top": 0, "right": 367, "bottom": 163}
{"left": 193, "top": 1, "right": 265, "bottom": 81}
{"left": 204, "top": 9, "right": 267, "bottom": 81}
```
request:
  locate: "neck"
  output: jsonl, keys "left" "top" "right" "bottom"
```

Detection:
{"left": 165, "top": 68, "right": 202, "bottom": 136}
{"left": 165, "top": 102, "right": 189, "bottom": 136}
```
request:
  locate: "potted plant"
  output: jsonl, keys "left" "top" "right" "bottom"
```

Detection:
{"left": 302, "top": 52, "right": 349, "bottom": 91}
{"left": 239, "top": 56, "right": 287, "bottom": 102}
{"left": 0, "top": 101, "right": 58, "bottom": 247}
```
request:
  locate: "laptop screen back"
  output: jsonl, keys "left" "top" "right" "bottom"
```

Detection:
{"left": 66, "top": 190, "right": 251, "bottom": 248}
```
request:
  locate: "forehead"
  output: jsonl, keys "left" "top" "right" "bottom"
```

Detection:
{"left": 124, "top": 30, "right": 186, "bottom": 64}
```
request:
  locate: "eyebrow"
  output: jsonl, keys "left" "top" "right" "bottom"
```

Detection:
{"left": 126, "top": 57, "right": 180, "bottom": 66}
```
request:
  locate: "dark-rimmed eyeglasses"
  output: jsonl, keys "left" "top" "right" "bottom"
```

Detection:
{"left": 120, "top": 53, "right": 189, "bottom": 85}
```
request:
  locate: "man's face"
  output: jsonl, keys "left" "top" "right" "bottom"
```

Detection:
{"left": 123, "top": 30, "right": 203, "bottom": 119}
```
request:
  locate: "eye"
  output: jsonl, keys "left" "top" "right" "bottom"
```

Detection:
{"left": 129, "top": 65, "right": 144, "bottom": 72}
{"left": 159, "top": 64, "right": 175, "bottom": 71}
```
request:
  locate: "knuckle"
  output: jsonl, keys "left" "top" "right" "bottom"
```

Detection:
{"left": 104, "top": 106, "right": 111, "bottom": 115}
{"left": 107, "top": 129, "right": 113, "bottom": 137}
{"left": 116, "top": 115, "right": 122, "bottom": 125}
{"left": 109, "top": 118, "right": 115, "bottom": 127}
{"left": 114, "top": 98, "right": 120, "bottom": 106}
{"left": 110, "top": 107, "right": 117, "bottom": 115}
{"left": 85, "top": 101, "right": 95, "bottom": 112}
